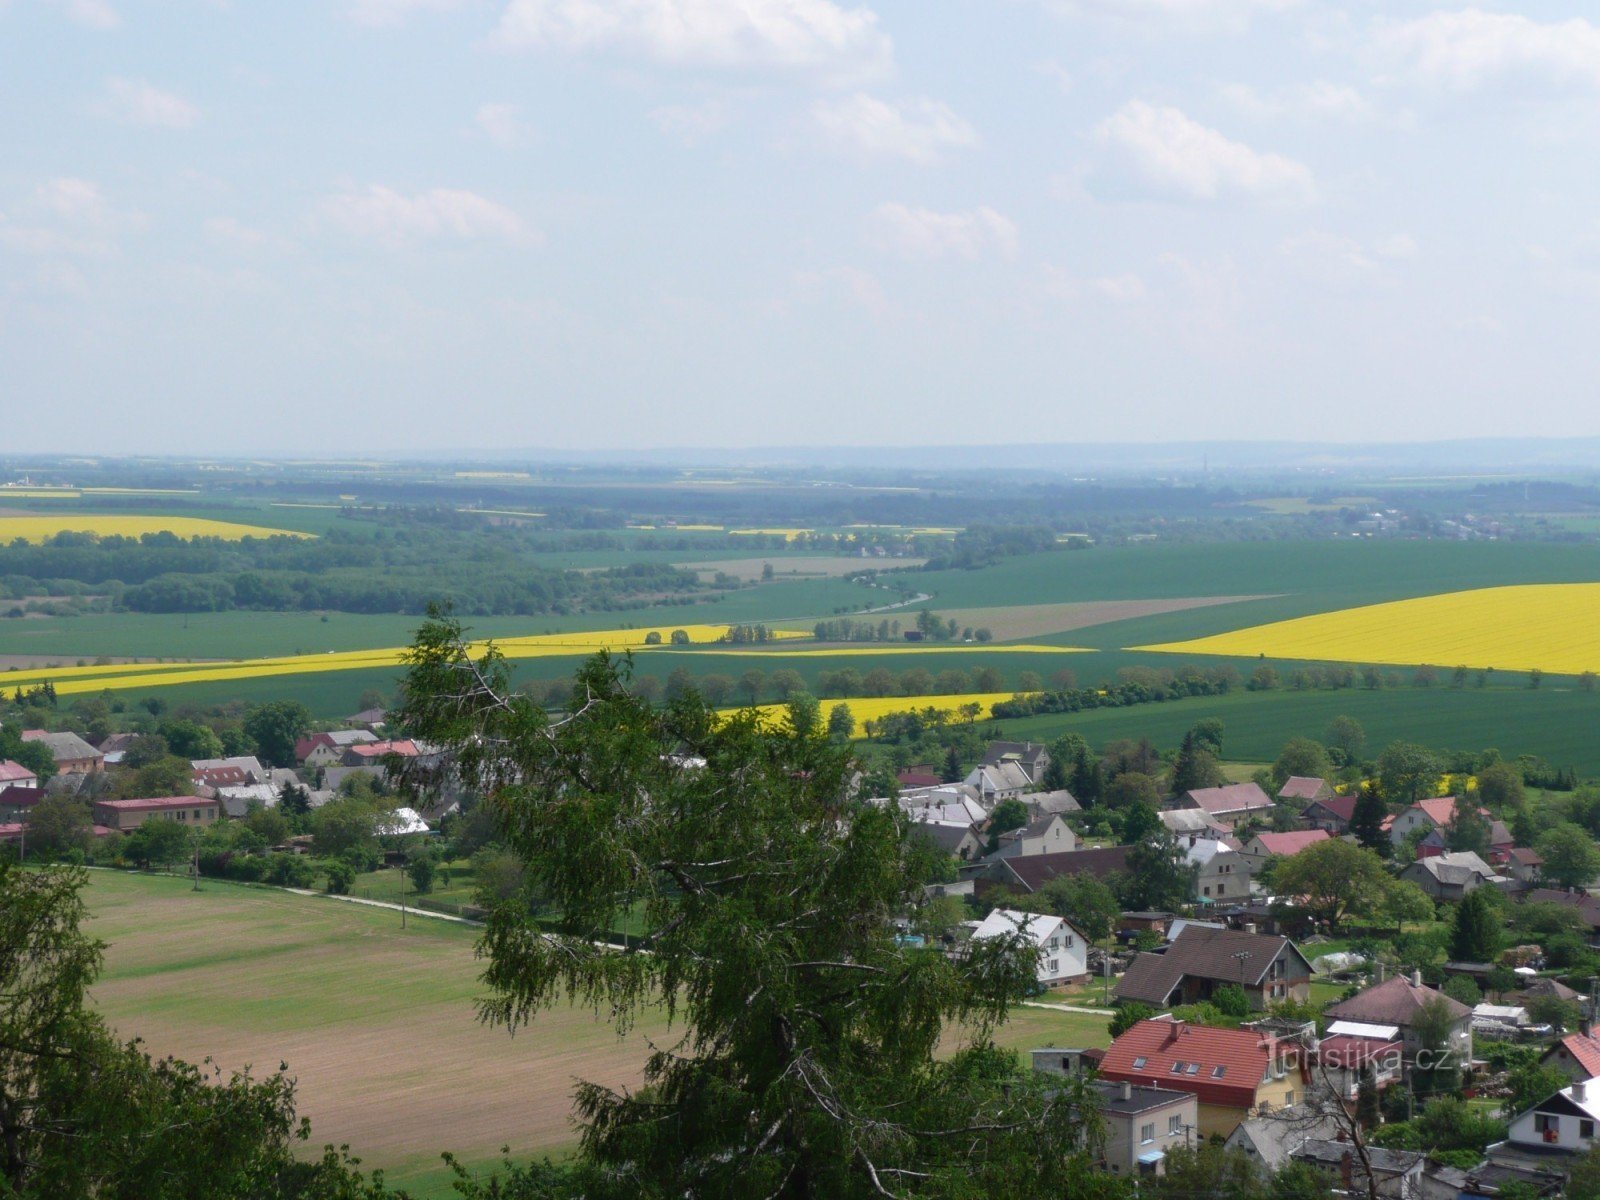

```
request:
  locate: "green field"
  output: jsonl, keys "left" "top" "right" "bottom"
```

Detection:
{"left": 82, "top": 870, "right": 1110, "bottom": 1197}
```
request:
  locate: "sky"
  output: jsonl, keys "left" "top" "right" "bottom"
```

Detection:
{"left": 4, "top": 0, "right": 1600, "bottom": 455}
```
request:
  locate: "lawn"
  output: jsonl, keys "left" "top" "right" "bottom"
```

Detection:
{"left": 81, "top": 870, "right": 1106, "bottom": 1197}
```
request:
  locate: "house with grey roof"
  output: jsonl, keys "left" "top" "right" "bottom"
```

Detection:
{"left": 1399, "top": 850, "right": 1504, "bottom": 901}
{"left": 1114, "top": 925, "right": 1312, "bottom": 1011}
{"left": 20, "top": 730, "right": 103, "bottom": 775}
{"left": 963, "top": 761, "right": 1032, "bottom": 805}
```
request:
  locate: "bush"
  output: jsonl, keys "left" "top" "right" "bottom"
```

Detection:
{"left": 263, "top": 853, "right": 316, "bottom": 888}
{"left": 324, "top": 860, "right": 355, "bottom": 895}
{"left": 224, "top": 855, "right": 269, "bottom": 883}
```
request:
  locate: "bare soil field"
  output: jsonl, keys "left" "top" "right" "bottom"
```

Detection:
{"left": 0, "top": 653, "right": 200, "bottom": 669}
{"left": 942, "top": 595, "right": 1280, "bottom": 641}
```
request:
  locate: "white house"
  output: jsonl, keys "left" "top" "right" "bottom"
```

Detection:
{"left": 1500, "top": 1078, "right": 1600, "bottom": 1159}
{"left": 989, "top": 813, "right": 1077, "bottom": 859}
{"left": 964, "top": 762, "right": 1032, "bottom": 805}
{"left": 969, "top": 908, "right": 1089, "bottom": 987}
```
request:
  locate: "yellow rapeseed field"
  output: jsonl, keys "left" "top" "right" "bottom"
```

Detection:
{"left": 0, "top": 516, "right": 309, "bottom": 544}
{"left": 1135, "top": 583, "right": 1600, "bottom": 676}
{"left": 733, "top": 692, "right": 1039, "bottom": 735}
{"left": 727, "top": 528, "right": 814, "bottom": 540}
{"left": 705, "top": 644, "right": 1085, "bottom": 658}
{"left": 6, "top": 624, "right": 810, "bottom": 696}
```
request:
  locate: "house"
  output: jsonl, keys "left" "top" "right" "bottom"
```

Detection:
{"left": 968, "top": 908, "right": 1088, "bottom": 987}
{"left": 898, "top": 788, "right": 987, "bottom": 827}
{"left": 0, "top": 760, "right": 38, "bottom": 790}
{"left": 1169, "top": 783, "right": 1275, "bottom": 828}
{"left": 981, "top": 741, "right": 1051, "bottom": 784}
{"left": 1225, "top": 1111, "right": 1344, "bottom": 1174}
{"left": 1316, "top": 1033, "right": 1405, "bottom": 1101}
{"left": 1324, "top": 973, "right": 1473, "bottom": 1064}
{"left": 989, "top": 812, "right": 1077, "bottom": 859}
{"left": 1387, "top": 796, "right": 1509, "bottom": 858}
{"left": 1029, "top": 1050, "right": 1199, "bottom": 1178}
{"left": 1114, "top": 925, "right": 1313, "bottom": 1010}
{"left": 1505, "top": 848, "right": 1546, "bottom": 885}
{"left": 963, "top": 761, "right": 1032, "bottom": 805}
{"left": 1493, "top": 1078, "right": 1600, "bottom": 1167}
{"left": 343, "top": 707, "right": 388, "bottom": 732}
{"left": 1291, "top": 1140, "right": 1425, "bottom": 1199}
{"left": 1182, "top": 835, "right": 1255, "bottom": 903}
{"left": 1399, "top": 850, "right": 1503, "bottom": 901}
{"left": 1159, "top": 808, "right": 1231, "bottom": 838}
{"left": 191, "top": 755, "right": 267, "bottom": 785}
{"left": 1519, "top": 977, "right": 1581, "bottom": 1008}
{"left": 1302, "top": 794, "right": 1359, "bottom": 834}
{"left": 1088, "top": 1079, "right": 1198, "bottom": 1178}
{"left": 339, "top": 738, "right": 421, "bottom": 767}
{"left": 1119, "top": 911, "right": 1176, "bottom": 937}
{"left": 1244, "top": 829, "right": 1331, "bottom": 860}
{"left": 895, "top": 766, "right": 943, "bottom": 790}
{"left": 0, "top": 785, "right": 43, "bottom": 823}
{"left": 94, "top": 731, "right": 140, "bottom": 757}
{"left": 1413, "top": 821, "right": 1516, "bottom": 865}
{"left": 1540, "top": 1028, "right": 1600, "bottom": 1081}
{"left": 210, "top": 783, "right": 284, "bottom": 819}
{"left": 974, "top": 846, "right": 1132, "bottom": 900}
{"left": 1025, "top": 789, "right": 1081, "bottom": 819}
{"left": 19, "top": 730, "right": 103, "bottom": 775}
{"left": 1097, "top": 1017, "right": 1305, "bottom": 1137}
{"left": 294, "top": 729, "right": 379, "bottom": 767}
{"left": 908, "top": 820, "right": 984, "bottom": 863}
{"left": 93, "top": 796, "right": 219, "bottom": 832}
{"left": 1278, "top": 777, "right": 1333, "bottom": 805}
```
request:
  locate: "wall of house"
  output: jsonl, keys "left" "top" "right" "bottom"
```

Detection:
{"left": 1038, "top": 926, "right": 1088, "bottom": 985}
{"left": 1508, "top": 1105, "right": 1599, "bottom": 1153}
{"left": 1102, "top": 1101, "right": 1197, "bottom": 1177}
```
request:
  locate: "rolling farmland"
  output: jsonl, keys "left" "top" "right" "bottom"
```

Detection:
{"left": 0, "top": 514, "right": 312, "bottom": 542}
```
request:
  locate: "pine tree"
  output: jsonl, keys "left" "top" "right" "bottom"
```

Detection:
{"left": 1449, "top": 888, "right": 1500, "bottom": 963}
{"left": 1350, "top": 784, "right": 1388, "bottom": 852}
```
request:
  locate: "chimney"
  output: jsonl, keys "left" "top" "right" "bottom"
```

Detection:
{"left": 1576, "top": 1082, "right": 1588, "bottom": 1103}
{"left": 1375, "top": 962, "right": 1385, "bottom": 985}
{"left": 1584, "top": 1016, "right": 1593, "bottom": 1039}
{"left": 1411, "top": 970, "right": 1422, "bottom": 988}
{"left": 1121, "top": 1081, "right": 1133, "bottom": 1101}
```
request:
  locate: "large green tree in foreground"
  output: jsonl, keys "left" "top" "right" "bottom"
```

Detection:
{"left": 395, "top": 614, "right": 1111, "bottom": 1200}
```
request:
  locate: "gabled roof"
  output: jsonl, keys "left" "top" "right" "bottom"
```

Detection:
{"left": 345, "top": 739, "right": 420, "bottom": 760}
{"left": 1250, "top": 830, "right": 1331, "bottom": 857}
{"left": 1160, "top": 808, "right": 1230, "bottom": 836}
{"left": 1099, "top": 1018, "right": 1287, "bottom": 1109}
{"left": 0, "top": 760, "right": 37, "bottom": 784}
{"left": 1525, "top": 889, "right": 1600, "bottom": 930}
{"left": 1176, "top": 782, "right": 1274, "bottom": 816}
{"left": 966, "top": 761, "right": 1032, "bottom": 793}
{"left": 1508, "top": 847, "right": 1545, "bottom": 867}
{"left": 1304, "top": 794, "right": 1358, "bottom": 822}
{"left": 19, "top": 730, "right": 101, "bottom": 762}
{"left": 1520, "top": 977, "right": 1580, "bottom": 1003}
{"left": 0, "top": 785, "right": 42, "bottom": 807}
{"left": 1001, "top": 812, "right": 1066, "bottom": 843}
{"left": 1324, "top": 975, "right": 1471, "bottom": 1028}
{"left": 971, "top": 907, "right": 1079, "bottom": 949}
{"left": 908, "top": 822, "right": 978, "bottom": 856}
{"left": 1277, "top": 777, "right": 1329, "bottom": 801}
{"left": 1405, "top": 796, "right": 1465, "bottom": 828}
{"left": 1548, "top": 1032, "right": 1600, "bottom": 1077}
{"left": 1114, "top": 926, "right": 1310, "bottom": 1006}
{"left": 1317, "top": 1035, "right": 1403, "bottom": 1070}
{"left": 994, "top": 846, "right": 1131, "bottom": 893}
{"left": 896, "top": 769, "right": 943, "bottom": 790}
{"left": 95, "top": 795, "right": 214, "bottom": 812}
{"left": 1403, "top": 850, "right": 1497, "bottom": 886}
{"left": 1028, "top": 789, "right": 1080, "bottom": 815}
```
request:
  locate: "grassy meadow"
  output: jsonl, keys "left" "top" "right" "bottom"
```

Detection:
{"left": 82, "top": 870, "right": 1112, "bottom": 1198}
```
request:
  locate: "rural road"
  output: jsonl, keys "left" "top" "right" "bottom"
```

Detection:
{"left": 856, "top": 591, "right": 933, "bottom": 615}
{"left": 1020, "top": 1000, "right": 1114, "bottom": 1015}
{"left": 285, "top": 888, "right": 481, "bottom": 924}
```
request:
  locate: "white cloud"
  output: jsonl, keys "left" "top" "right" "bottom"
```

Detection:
{"left": 1278, "top": 229, "right": 1416, "bottom": 286}
{"left": 204, "top": 217, "right": 267, "bottom": 248}
{"left": 1221, "top": 80, "right": 1377, "bottom": 122}
{"left": 866, "top": 203, "right": 1018, "bottom": 261}
{"left": 1043, "top": 265, "right": 1148, "bottom": 303}
{"left": 794, "top": 264, "right": 891, "bottom": 317}
{"left": 650, "top": 99, "right": 732, "bottom": 145}
{"left": 49, "top": 0, "right": 119, "bottom": 29}
{"left": 321, "top": 185, "right": 539, "bottom": 248}
{"left": 0, "top": 177, "right": 139, "bottom": 257}
{"left": 811, "top": 93, "right": 977, "bottom": 164}
{"left": 99, "top": 78, "right": 199, "bottom": 128}
{"left": 1093, "top": 100, "right": 1315, "bottom": 202}
{"left": 491, "top": 0, "right": 893, "bottom": 78}
{"left": 1374, "top": 9, "right": 1600, "bottom": 91}
{"left": 346, "top": 0, "right": 463, "bottom": 27}
{"left": 474, "top": 102, "right": 526, "bottom": 147}
{"left": 1041, "top": 0, "right": 1298, "bottom": 32}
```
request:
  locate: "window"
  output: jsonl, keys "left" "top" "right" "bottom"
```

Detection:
{"left": 1284, "top": 1091, "right": 1294, "bottom": 1106}
{"left": 1171, "top": 1062, "right": 1183, "bottom": 1073}
{"left": 1140, "top": 1124, "right": 1155, "bottom": 1144}
{"left": 1048, "top": 960, "right": 1059, "bottom": 973}
{"left": 1063, "top": 935, "right": 1074, "bottom": 947}
{"left": 1169, "top": 1115, "right": 1184, "bottom": 1135}
{"left": 1203, "top": 886, "right": 1211, "bottom": 897}
{"left": 1132, "top": 1057, "right": 1147, "bottom": 1070}
{"left": 1186, "top": 1063, "right": 1199, "bottom": 1075}
{"left": 1584, "top": 1120, "right": 1595, "bottom": 1140}
{"left": 1212, "top": 1066, "right": 1226, "bottom": 1078}
{"left": 1535, "top": 1114, "right": 1556, "bottom": 1134}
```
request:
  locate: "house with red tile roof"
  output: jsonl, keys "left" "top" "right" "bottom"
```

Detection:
{"left": 1169, "top": 783, "right": 1275, "bottom": 828}
{"left": 1097, "top": 1017, "right": 1306, "bottom": 1136}
{"left": 0, "top": 760, "right": 38, "bottom": 789}
{"left": 1387, "top": 796, "right": 1510, "bottom": 860}
{"left": 1541, "top": 1029, "right": 1600, "bottom": 1082}
{"left": 1277, "top": 777, "right": 1333, "bottom": 804}
{"left": 0, "top": 785, "right": 43, "bottom": 822}
{"left": 1302, "top": 794, "right": 1358, "bottom": 834}
{"left": 1244, "top": 830, "right": 1331, "bottom": 859}
{"left": 340, "top": 739, "right": 421, "bottom": 765}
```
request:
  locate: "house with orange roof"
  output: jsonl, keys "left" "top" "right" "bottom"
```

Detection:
{"left": 1097, "top": 1017, "right": 1306, "bottom": 1136}
{"left": 1243, "top": 830, "right": 1331, "bottom": 860}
